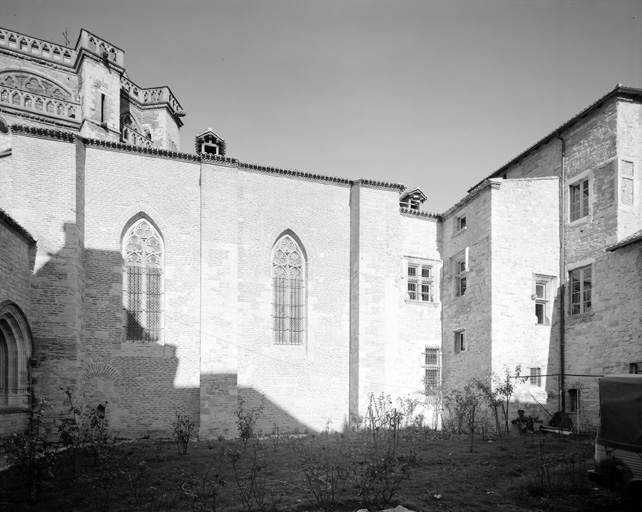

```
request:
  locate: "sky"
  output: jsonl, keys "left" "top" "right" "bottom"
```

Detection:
{"left": 2, "top": 0, "right": 641, "bottom": 213}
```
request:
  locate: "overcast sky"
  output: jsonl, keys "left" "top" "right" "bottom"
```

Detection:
{"left": 2, "top": 0, "right": 641, "bottom": 213}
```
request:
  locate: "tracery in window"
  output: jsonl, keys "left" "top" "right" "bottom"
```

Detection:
{"left": 272, "top": 234, "right": 306, "bottom": 345}
{"left": 123, "top": 219, "right": 163, "bottom": 342}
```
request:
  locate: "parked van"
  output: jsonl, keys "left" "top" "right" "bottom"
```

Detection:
{"left": 588, "top": 375, "right": 642, "bottom": 504}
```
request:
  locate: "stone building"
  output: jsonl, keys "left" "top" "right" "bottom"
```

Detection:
{"left": 0, "top": 26, "right": 639, "bottom": 438}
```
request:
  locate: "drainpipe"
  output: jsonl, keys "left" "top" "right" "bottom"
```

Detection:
{"left": 556, "top": 133, "right": 566, "bottom": 412}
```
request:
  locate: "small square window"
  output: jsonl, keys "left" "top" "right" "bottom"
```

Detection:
{"left": 630, "top": 362, "right": 642, "bottom": 374}
{"left": 530, "top": 367, "right": 542, "bottom": 387}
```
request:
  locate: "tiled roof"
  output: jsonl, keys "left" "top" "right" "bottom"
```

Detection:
{"left": 0, "top": 207, "right": 36, "bottom": 245}
{"left": 466, "top": 85, "right": 642, "bottom": 195}
{"left": 606, "top": 229, "right": 642, "bottom": 252}
{"left": 11, "top": 124, "right": 408, "bottom": 190}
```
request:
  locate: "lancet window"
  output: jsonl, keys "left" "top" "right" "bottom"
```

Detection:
{"left": 123, "top": 219, "right": 163, "bottom": 342}
{"left": 0, "top": 303, "right": 31, "bottom": 408}
{"left": 272, "top": 234, "right": 306, "bottom": 345}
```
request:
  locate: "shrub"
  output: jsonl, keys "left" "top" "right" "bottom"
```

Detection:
{"left": 301, "top": 439, "right": 350, "bottom": 511}
{"left": 7, "top": 395, "right": 58, "bottom": 503}
{"left": 350, "top": 444, "right": 409, "bottom": 510}
{"left": 172, "top": 412, "right": 196, "bottom": 455}
{"left": 235, "top": 396, "right": 264, "bottom": 450}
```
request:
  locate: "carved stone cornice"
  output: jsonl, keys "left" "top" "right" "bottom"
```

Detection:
{"left": 357, "top": 178, "right": 406, "bottom": 191}
{"left": 11, "top": 123, "right": 75, "bottom": 142}
{"left": 83, "top": 137, "right": 201, "bottom": 161}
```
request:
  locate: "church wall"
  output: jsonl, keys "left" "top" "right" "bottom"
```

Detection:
{"left": 6, "top": 132, "right": 83, "bottom": 425}
{"left": 0, "top": 220, "right": 33, "bottom": 437}
{"left": 490, "top": 178, "right": 560, "bottom": 416}
{"left": 351, "top": 184, "right": 405, "bottom": 418}
{"left": 77, "top": 56, "right": 121, "bottom": 141}
{"left": 82, "top": 146, "right": 201, "bottom": 436}
{"left": 141, "top": 108, "right": 180, "bottom": 152}
{"left": 199, "top": 162, "right": 241, "bottom": 439}
{"left": 0, "top": 52, "right": 78, "bottom": 100}
{"left": 229, "top": 171, "right": 352, "bottom": 434}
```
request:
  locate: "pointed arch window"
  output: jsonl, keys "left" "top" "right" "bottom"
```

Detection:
{"left": 272, "top": 234, "right": 306, "bottom": 345}
{"left": 123, "top": 219, "right": 163, "bottom": 342}
{"left": 0, "top": 303, "right": 32, "bottom": 409}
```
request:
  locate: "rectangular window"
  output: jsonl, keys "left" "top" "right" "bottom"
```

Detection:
{"left": 407, "top": 264, "right": 435, "bottom": 302}
{"left": 568, "top": 389, "right": 580, "bottom": 413}
{"left": 454, "top": 330, "right": 465, "bottom": 353}
{"left": 100, "top": 93, "right": 106, "bottom": 124}
{"left": 534, "top": 276, "right": 554, "bottom": 324}
{"left": 570, "top": 266, "right": 592, "bottom": 315}
{"left": 423, "top": 347, "right": 441, "bottom": 394}
{"left": 530, "top": 367, "right": 542, "bottom": 387}
{"left": 455, "top": 259, "right": 466, "bottom": 297}
{"left": 273, "top": 276, "right": 305, "bottom": 345}
{"left": 630, "top": 363, "right": 642, "bottom": 374}
{"left": 455, "top": 215, "right": 467, "bottom": 232}
{"left": 569, "top": 179, "right": 589, "bottom": 222}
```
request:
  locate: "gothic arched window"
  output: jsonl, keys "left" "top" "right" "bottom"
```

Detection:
{"left": 272, "top": 234, "right": 306, "bottom": 345}
{"left": 123, "top": 219, "right": 163, "bottom": 342}
{"left": 0, "top": 302, "right": 32, "bottom": 408}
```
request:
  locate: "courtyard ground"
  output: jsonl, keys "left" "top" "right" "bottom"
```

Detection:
{"left": 0, "top": 429, "right": 637, "bottom": 512}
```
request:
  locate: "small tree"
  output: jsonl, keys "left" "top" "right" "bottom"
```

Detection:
{"left": 235, "top": 396, "right": 264, "bottom": 450}
{"left": 459, "top": 383, "right": 484, "bottom": 452}
{"left": 473, "top": 376, "right": 503, "bottom": 436}
{"left": 495, "top": 365, "right": 522, "bottom": 436}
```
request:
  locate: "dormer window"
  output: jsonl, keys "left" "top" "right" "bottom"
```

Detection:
{"left": 399, "top": 188, "right": 427, "bottom": 211}
{"left": 195, "top": 128, "right": 226, "bottom": 157}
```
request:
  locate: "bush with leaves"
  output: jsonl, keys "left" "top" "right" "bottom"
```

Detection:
{"left": 235, "top": 396, "right": 264, "bottom": 450}
{"left": 230, "top": 442, "right": 289, "bottom": 512}
{"left": 7, "top": 395, "right": 59, "bottom": 503}
{"left": 128, "top": 461, "right": 180, "bottom": 512}
{"left": 300, "top": 439, "right": 351, "bottom": 512}
{"left": 350, "top": 444, "right": 409, "bottom": 510}
{"left": 58, "top": 389, "right": 112, "bottom": 466}
{"left": 179, "top": 466, "right": 226, "bottom": 512}
{"left": 172, "top": 412, "right": 196, "bottom": 455}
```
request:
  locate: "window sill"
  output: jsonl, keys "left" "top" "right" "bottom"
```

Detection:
{"left": 453, "top": 227, "right": 467, "bottom": 237}
{"left": 405, "top": 300, "right": 440, "bottom": 306}
{"left": 567, "top": 311, "right": 594, "bottom": 322}
{"left": 568, "top": 215, "right": 590, "bottom": 226}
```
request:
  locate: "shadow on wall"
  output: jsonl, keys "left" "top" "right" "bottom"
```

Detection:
{"left": 30, "top": 222, "right": 315, "bottom": 440}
